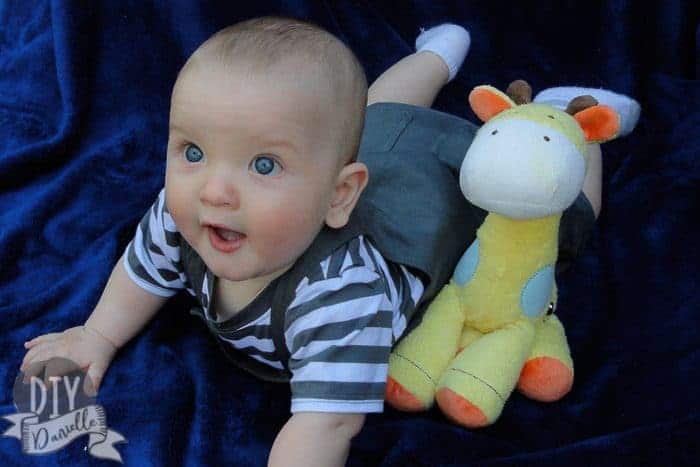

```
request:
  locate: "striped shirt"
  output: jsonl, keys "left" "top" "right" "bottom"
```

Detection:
{"left": 123, "top": 188, "right": 425, "bottom": 413}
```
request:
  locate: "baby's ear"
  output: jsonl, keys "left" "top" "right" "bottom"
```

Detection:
{"left": 469, "top": 85, "right": 517, "bottom": 122}
{"left": 325, "top": 162, "right": 369, "bottom": 229}
{"left": 572, "top": 104, "right": 620, "bottom": 143}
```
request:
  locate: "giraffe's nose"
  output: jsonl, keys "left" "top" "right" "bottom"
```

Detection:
{"left": 460, "top": 118, "right": 586, "bottom": 219}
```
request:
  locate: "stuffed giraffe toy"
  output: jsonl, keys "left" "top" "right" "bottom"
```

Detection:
{"left": 385, "top": 80, "right": 620, "bottom": 428}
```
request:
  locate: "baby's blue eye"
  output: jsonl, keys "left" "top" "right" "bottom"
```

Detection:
{"left": 184, "top": 144, "right": 203, "bottom": 163}
{"left": 250, "top": 155, "right": 281, "bottom": 176}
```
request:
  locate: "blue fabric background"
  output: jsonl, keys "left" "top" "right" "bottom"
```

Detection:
{"left": 1, "top": 1, "right": 698, "bottom": 465}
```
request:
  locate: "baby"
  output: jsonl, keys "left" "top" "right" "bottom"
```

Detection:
{"left": 20, "top": 17, "right": 639, "bottom": 466}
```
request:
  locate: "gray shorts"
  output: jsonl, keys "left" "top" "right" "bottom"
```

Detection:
{"left": 359, "top": 102, "right": 596, "bottom": 276}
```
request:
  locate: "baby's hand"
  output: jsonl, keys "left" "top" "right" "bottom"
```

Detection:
{"left": 20, "top": 326, "right": 118, "bottom": 396}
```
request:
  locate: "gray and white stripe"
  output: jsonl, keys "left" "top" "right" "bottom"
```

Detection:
{"left": 216, "top": 309, "right": 286, "bottom": 370}
{"left": 284, "top": 236, "right": 424, "bottom": 413}
{"left": 124, "top": 188, "right": 188, "bottom": 297}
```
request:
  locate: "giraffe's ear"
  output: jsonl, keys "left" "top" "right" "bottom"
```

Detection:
{"left": 469, "top": 85, "right": 517, "bottom": 122}
{"left": 573, "top": 105, "right": 620, "bottom": 143}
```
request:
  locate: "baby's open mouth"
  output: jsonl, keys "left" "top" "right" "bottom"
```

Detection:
{"left": 214, "top": 227, "right": 241, "bottom": 241}
{"left": 206, "top": 225, "right": 246, "bottom": 253}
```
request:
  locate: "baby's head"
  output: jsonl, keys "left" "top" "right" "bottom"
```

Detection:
{"left": 164, "top": 17, "right": 369, "bottom": 283}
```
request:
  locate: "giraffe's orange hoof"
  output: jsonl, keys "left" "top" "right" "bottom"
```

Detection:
{"left": 517, "top": 356, "right": 574, "bottom": 402}
{"left": 435, "top": 387, "right": 490, "bottom": 428}
{"left": 385, "top": 377, "right": 426, "bottom": 411}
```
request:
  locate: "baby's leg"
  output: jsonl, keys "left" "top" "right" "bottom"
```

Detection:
{"left": 367, "top": 52, "right": 449, "bottom": 108}
{"left": 582, "top": 143, "right": 603, "bottom": 218}
{"left": 367, "top": 24, "right": 470, "bottom": 108}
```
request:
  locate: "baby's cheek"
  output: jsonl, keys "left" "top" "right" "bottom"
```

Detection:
{"left": 259, "top": 206, "right": 321, "bottom": 252}
{"left": 164, "top": 186, "right": 191, "bottom": 232}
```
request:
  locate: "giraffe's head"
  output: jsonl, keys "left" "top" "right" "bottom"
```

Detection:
{"left": 460, "top": 80, "right": 620, "bottom": 219}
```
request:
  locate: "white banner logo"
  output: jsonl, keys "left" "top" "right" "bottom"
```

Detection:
{"left": 2, "top": 358, "right": 127, "bottom": 462}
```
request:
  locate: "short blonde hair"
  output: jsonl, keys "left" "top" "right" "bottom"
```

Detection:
{"left": 177, "top": 16, "right": 368, "bottom": 164}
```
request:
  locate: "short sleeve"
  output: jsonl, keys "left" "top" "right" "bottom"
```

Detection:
{"left": 282, "top": 236, "right": 425, "bottom": 414}
{"left": 122, "top": 188, "right": 186, "bottom": 297}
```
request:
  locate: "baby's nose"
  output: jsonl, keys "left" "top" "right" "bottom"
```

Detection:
{"left": 200, "top": 178, "right": 240, "bottom": 209}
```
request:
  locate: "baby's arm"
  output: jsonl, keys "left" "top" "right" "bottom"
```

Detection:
{"left": 21, "top": 251, "right": 168, "bottom": 392}
{"left": 84, "top": 250, "right": 168, "bottom": 349}
{"left": 22, "top": 188, "right": 182, "bottom": 393}
{"left": 268, "top": 412, "right": 365, "bottom": 467}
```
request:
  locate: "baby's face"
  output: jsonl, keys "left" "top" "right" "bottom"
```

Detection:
{"left": 164, "top": 64, "right": 341, "bottom": 282}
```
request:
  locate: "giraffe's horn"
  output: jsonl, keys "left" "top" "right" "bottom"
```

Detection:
{"left": 506, "top": 80, "right": 532, "bottom": 105}
{"left": 565, "top": 95, "right": 599, "bottom": 115}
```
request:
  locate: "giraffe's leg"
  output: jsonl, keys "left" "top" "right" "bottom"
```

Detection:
{"left": 457, "top": 326, "right": 483, "bottom": 354}
{"left": 435, "top": 320, "right": 536, "bottom": 428}
{"left": 517, "top": 313, "right": 574, "bottom": 401}
{"left": 387, "top": 283, "right": 464, "bottom": 411}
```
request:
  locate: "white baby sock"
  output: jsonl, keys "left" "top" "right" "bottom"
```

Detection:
{"left": 415, "top": 23, "right": 471, "bottom": 83}
{"left": 534, "top": 86, "right": 641, "bottom": 137}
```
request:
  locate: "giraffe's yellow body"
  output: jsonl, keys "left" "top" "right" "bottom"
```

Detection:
{"left": 387, "top": 212, "right": 574, "bottom": 427}
{"left": 459, "top": 212, "right": 560, "bottom": 332}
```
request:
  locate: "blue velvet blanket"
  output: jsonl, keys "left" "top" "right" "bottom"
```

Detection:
{"left": 1, "top": 1, "right": 698, "bottom": 465}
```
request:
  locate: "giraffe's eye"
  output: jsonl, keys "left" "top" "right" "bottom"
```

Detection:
{"left": 491, "top": 129, "right": 498, "bottom": 135}
{"left": 544, "top": 136, "right": 551, "bottom": 141}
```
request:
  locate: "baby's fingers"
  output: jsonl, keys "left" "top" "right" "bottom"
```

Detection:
{"left": 21, "top": 346, "right": 77, "bottom": 385}
{"left": 21, "top": 343, "right": 51, "bottom": 370}
{"left": 24, "top": 332, "right": 62, "bottom": 349}
{"left": 43, "top": 358, "right": 82, "bottom": 387}
{"left": 21, "top": 344, "right": 58, "bottom": 372}
{"left": 22, "top": 359, "right": 48, "bottom": 383}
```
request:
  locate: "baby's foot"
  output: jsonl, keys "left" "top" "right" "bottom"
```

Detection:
{"left": 534, "top": 86, "right": 641, "bottom": 137}
{"left": 415, "top": 23, "right": 471, "bottom": 83}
